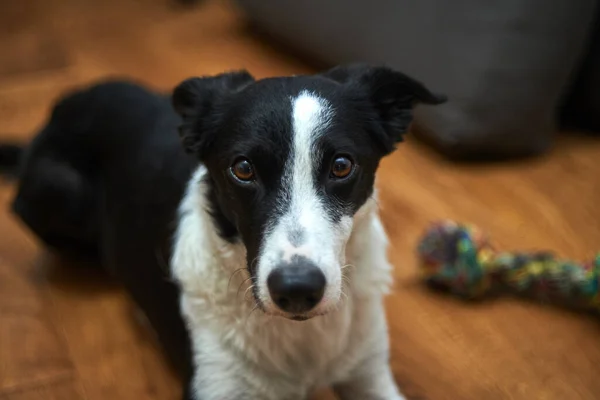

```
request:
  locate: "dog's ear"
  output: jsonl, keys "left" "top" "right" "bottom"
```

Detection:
{"left": 172, "top": 70, "right": 255, "bottom": 158}
{"left": 321, "top": 64, "right": 447, "bottom": 152}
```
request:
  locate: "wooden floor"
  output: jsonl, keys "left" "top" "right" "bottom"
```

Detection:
{"left": 1, "top": 0, "right": 599, "bottom": 399}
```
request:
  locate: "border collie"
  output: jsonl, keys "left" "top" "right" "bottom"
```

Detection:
{"left": 0, "top": 64, "right": 445, "bottom": 399}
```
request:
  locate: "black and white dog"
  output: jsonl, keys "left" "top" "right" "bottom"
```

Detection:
{"left": 0, "top": 64, "right": 445, "bottom": 399}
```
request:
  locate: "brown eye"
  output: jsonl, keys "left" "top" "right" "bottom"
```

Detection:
{"left": 230, "top": 158, "right": 255, "bottom": 182}
{"left": 331, "top": 156, "right": 354, "bottom": 179}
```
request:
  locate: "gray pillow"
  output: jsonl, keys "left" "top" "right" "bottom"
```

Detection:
{"left": 235, "top": 0, "right": 598, "bottom": 159}
{"left": 560, "top": 10, "right": 600, "bottom": 133}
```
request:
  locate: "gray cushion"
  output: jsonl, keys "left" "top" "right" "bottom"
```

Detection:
{"left": 560, "top": 10, "right": 600, "bottom": 133}
{"left": 235, "top": 0, "right": 598, "bottom": 159}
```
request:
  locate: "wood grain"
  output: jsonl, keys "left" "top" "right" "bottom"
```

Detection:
{"left": 0, "top": 379, "right": 85, "bottom": 400}
{"left": 0, "top": 258, "right": 73, "bottom": 393}
{"left": 0, "top": 0, "right": 599, "bottom": 399}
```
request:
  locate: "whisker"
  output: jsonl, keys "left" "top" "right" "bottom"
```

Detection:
{"left": 236, "top": 276, "right": 254, "bottom": 300}
{"left": 339, "top": 288, "right": 349, "bottom": 303}
{"left": 245, "top": 303, "right": 262, "bottom": 326}
{"left": 227, "top": 267, "right": 247, "bottom": 291}
{"left": 341, "top": 271, "right": 352, "bottom": 288}
{"left": 243, "top": 284, "right": 255, "bottom": 302}
{"left": 249, "top": 256, "right": 259, "bottom": 272}
{"left": 341, "top": 292, "right": 349, "bottom": 304}
{"left": 341, "top": 263, "right": 356, "bottom": 271}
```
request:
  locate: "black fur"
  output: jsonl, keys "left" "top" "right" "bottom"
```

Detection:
{"left": 5, "top": 81, "right": 196, "bottom": 382}
{"left": 321, "top": 63, "right": 447, "bottom": 150}
{"left": 1, "top": 64, "right": 445, "bottom": 399}
{"left": 0, "top": 143, "right": 24, "bottom": 178}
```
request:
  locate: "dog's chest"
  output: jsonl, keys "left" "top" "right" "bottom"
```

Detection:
{"left": 183, "top": 291, "right": 363, "bottom": 397}
{"left": 246, "top": 304, "right": 355, "bottom": 383}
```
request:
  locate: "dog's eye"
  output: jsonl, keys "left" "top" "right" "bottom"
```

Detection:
{"left": 330, "top": 156, "right": 354, "bottom": 179}
{"left": 230, "top": 158, "right": 255, "bottom": 182}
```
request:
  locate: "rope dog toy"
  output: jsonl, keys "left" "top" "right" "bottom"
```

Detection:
{"left": 417, "top": 220, "right": 600, "bottom": 313}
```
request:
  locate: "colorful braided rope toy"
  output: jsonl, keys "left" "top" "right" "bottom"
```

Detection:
{"left": 417, "top": 220, "right": 600, "bottom": 313}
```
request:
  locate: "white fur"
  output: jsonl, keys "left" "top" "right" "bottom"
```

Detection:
{"left": 171, "top": 165, "right": 405, "bottom": 400}
{"left": 257, "top": 92, "right": 349, "bottom": 315}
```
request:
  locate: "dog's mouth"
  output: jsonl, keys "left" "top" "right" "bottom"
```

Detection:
{"left": 290, "top": 315, "right": 309, "bottom": 322}
{"left": 254, "top": 302, "right": 329, "bottom": 322}
{"left": 251, "top": 304, "right": 316, "bottom": 322}
{"left": 283, "top": 308, "right": 331, "bottom": 321}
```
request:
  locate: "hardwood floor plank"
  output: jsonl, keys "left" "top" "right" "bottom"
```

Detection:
{"left": 0, "top": 31, "right": 70, "bottom": 78}
{"left": 0, "top": 220, "right": 74, "bottom": 393}
{"left": 0, "top": 378, "right": 85, "bottom": 400}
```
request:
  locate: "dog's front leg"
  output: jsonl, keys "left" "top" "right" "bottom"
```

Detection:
{"left": 183, "top": 363, "right": 262, "bottom": 400}
{"left": 333, "top": 355, "right": 406, "bottom": 400}
{"left": 183, "top": 375, "right": 258, "bottom": 400}
{"left": 182, "top": 377, "right": 251, "bottom": 400}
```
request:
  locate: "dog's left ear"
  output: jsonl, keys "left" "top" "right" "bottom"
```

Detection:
{"left": 321, "top": 64, "right": 447, "bottom": 152}
{"left": 172, "top": 70, "right": 255, "bottom": 159}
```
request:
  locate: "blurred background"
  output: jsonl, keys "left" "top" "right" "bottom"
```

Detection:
{"left": 0, "top": 0, "right": 599, "bottom": 399}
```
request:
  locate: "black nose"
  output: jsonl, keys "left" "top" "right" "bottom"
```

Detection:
{"left": 267, "top": 263, "right": 326, "bottom": 314}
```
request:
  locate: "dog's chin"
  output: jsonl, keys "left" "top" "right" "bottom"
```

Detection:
{"left": 262, "top": 300, "right": 340, "bottom": 321}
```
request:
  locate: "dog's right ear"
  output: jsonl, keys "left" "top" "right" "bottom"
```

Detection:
{"left": 320, "top": 64, "right": 446, "bottom": 153}
{"left": 172, "top": 70, "right": 255, "bottom": 158}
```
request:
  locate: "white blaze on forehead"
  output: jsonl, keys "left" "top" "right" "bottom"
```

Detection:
{"left": 287, "top": 91, "right": 332, "bottom": 230}
{"left": 257, "top": 90, "right": 353, "bottom": 311}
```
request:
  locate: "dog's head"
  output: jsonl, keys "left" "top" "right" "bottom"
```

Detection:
{"left": 173, "top": 64, "right": 446, "bottom": 320}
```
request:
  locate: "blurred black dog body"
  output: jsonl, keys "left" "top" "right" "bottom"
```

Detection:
{"left": 4, "top": 81, "right": 197, "bottom": 385}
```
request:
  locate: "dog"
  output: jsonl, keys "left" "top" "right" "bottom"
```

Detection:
{"left": 0, "top": 64, "right": 446, "bottom": 399}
